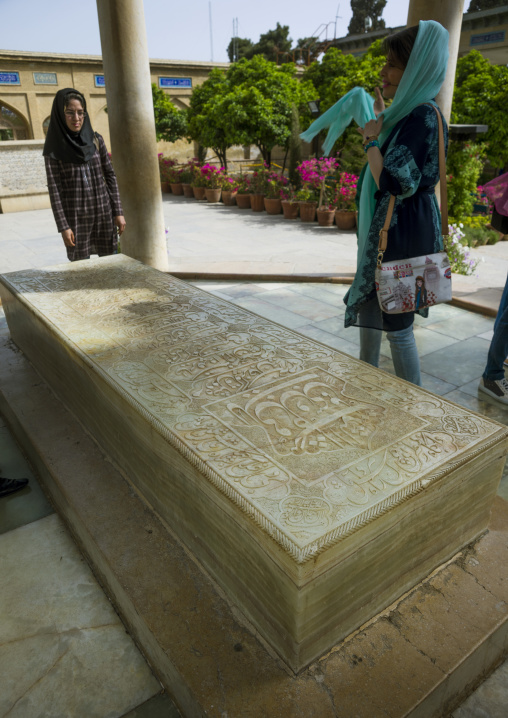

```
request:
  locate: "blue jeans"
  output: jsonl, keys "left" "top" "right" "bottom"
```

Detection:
{"left": 483, "top": 274, "right": 508, "bottom": 381}
{"left": 358, "top": 297, "right": 422, "bottom": 386}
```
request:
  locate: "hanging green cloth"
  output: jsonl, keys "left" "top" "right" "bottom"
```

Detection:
{"left": 301, "top": 20, "right": 449, "bottom": 317}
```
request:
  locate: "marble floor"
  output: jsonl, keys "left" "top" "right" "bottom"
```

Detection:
{"left": 1, "top": 280, "right": 507, "bottom": 717}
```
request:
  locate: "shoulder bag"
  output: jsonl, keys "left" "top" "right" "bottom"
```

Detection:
{"left": 374, "top": 104, "right": 452, "bottom": 315}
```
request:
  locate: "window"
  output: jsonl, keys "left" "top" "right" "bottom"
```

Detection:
{"left": 0, "top": 103, "right": 28, "bottom": 141}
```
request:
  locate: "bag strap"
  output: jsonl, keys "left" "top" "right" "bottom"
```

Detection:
{"left": 377, "top": 104, "right": 448, "bottom": 268}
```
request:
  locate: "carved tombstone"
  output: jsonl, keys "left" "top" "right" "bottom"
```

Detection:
{"left": 1, "top": 255, "right": 506, "bottom": 672}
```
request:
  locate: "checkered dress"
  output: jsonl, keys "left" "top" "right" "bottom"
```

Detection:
{"left": 45, "top": 134, "right": 123, "bottom": 261}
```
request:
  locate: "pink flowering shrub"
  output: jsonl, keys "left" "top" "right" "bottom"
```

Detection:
{"left": 198, "top": 163, "right": 226, "bottom": 189}
{"left": 233, "top": 173, "right": 252, "bottom": 194}
{"left": 296, "top": 157, "right": 340, "bottom": 203}
{"left": 158, "top": 153, "right": 179, "bottom": 183}
{"left": 334, "top": 171, "right": 359, "bottom": 211}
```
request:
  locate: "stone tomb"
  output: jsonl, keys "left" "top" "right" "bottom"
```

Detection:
{"left": 1, "top": 254, "right": 506, "bottom": 673}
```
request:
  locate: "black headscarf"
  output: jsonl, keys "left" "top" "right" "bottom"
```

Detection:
{"left": 43, "top": 88, "right": 96, "bottom": 164}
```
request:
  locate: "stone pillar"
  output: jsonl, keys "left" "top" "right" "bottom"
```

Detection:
{"left": 407, "top": 0, "right": 466, "bottom": 122}
{"left": 95, "top": 0, "right": 168, "bottom": 271}
{"left": 26, "top": 95, "right": 43, "bottom": 139}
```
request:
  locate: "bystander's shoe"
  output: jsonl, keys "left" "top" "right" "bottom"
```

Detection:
{"left": 0, "top": 477, "right": 29, "bottom": 498}
{"left": 479, "top": 377, "right": 508, "bottom": 405}
{"left": 504, "top": 357, "right": 508, "bottom": 367}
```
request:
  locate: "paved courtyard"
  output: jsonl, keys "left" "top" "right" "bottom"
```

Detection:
{"left": 1, "top": 197, "right": 508, "bottom": 716}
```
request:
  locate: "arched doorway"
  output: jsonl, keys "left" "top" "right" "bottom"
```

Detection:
{"left": 0, "top": 102, "right": 29, "bottom": 141}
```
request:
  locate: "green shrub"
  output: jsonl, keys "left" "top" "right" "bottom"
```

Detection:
{"left": 447, "top": 142, "right": 486, "bottom": 221}
{"left": 462, "top": 225, "right": 499, "bottom": 248}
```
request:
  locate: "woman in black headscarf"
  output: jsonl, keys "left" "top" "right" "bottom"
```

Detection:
{"left": 43, "top": 88, "right": 126, "bottom": 261}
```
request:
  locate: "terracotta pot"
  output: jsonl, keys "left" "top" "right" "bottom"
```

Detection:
{"left": 192, "top": 186, "right": 206, "bottom": 200}
{"left": 317, "top": 209, "right": 335, "bottom": 227}
{"left": 335, "top": 209, "right": 356, "bottom": 230}
{"left": 170, "top": 182, "right": 183, "bottom": 195}
{"left": 299, "top": 201, "right": 317, "bottom": 223}
{"left": 251, "top": 193, "right": 265, "bottom": 212}
{"left": 205, "top": 188, "right": 222, "bottom": 203}
{"left": 182, "top": 183, "right": 194, "bottom": 198}
{"left": 222, "top": 190, "right": 237, "bottom": 206}
{"left": 161, "top": 181, "right": 170, "bottom": 193}
{"left": 281, "top": 200, "right": 299, "bottom": 220}
{"left": 264, "top": 197, "right": 282, "bottom": 215}
{"left": 235, "top": 193, "right": 251, "bottom": 209}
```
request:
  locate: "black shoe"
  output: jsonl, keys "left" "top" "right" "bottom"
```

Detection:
{"left": 0, "top": 477, "right": 29, "bottom": 498}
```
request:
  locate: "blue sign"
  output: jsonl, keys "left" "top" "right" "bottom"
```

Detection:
{"left": 33, "top": 72, "right": 57, "bottom": 85}
{"left": 159, "top": 77, "right": 192, "bottom": 88}
{"left": 0, "top": 71, "right": 20, "bottom": 85}
{"left": 94, "top": 75, "right": 105, "bottom": 88}
{"left": 471, "top": 31, "right": 505, "bottom": 46}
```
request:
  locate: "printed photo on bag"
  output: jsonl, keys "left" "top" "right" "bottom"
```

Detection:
{"left": 375, "top": 253, "right": 452, "bottom": 314}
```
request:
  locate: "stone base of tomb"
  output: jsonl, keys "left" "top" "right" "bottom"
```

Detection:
{"left": 1, "top": 255, "right": 507, "bottom": 675}
{"left": 1, "top": 333, "right": 507, "bottom": 718}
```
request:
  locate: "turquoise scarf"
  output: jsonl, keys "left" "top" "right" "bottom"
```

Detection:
{"left": 301, "top": 20, "right": 449, "bottom": 304}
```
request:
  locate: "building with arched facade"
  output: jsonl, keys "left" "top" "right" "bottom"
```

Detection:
{"left": 0, "top": 50, "right": 229, "bottom": 212}
{"left": 0, "top": 49, "right": 228, "bottom": 150}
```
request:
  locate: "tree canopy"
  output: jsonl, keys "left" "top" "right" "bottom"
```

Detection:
{"left": 303, "top": 40, "right": 385, "bottom": 114}
{"left": 151, "top": 84, "right": 187, "bottom": 143}
{"left": 186, "top": 69, "right": 236, "bottom": 168}
{"left": 451, "top": 50, "right": 508, "bottom": 170}
{"left": 226, "top": 37, "right": 254, "bottom": 63}
{"left": 348, "top": 0, "right": 387, "bottom": 35}
{"left": 185, "top": 56, "right": 316, "bottom": 168}
{"left": 228, "top": 23, "right": 293, "bottom": 64}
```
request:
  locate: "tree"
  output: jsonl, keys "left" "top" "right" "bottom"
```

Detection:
{"left": 226, "top": 55, "right": 315, "bottom": 165}
{"left": 302, "top": 41, "right": 384, "bottom": 167}
{"left": 151, "top": 84, "right": 187, "bottom": 143}
{"left": 186, "top": 69, "right": 238, "bottom": 168}
{"left": 467, "top": 0, "right": 505, "bottom": 11}
{"left": 303, "top": 41, "right": 385, "bottom": 115}
{"left": 244, "top": 23, "right": 292, "bottom": 63}
{"left": 227, "top": 37, "right": 254, "bottom": 63}
{"left": 348, "top": 0, "right": 387, "bottom": 35}
{"left": 451, "top": 50, "right": 508, "bottom": 171}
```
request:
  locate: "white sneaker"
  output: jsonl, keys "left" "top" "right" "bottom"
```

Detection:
{"left": 479, "top": 377, "right": 508, "bottom": 405}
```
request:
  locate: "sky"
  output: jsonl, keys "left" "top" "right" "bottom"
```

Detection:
{"left": 0, "top": 0, "right": 476, "bottom": 64}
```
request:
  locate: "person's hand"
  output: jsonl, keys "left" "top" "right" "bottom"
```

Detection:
{"left": 115, "top": 216, "right": 126, "bottom": 235}
{"left": 373, "top": 87, "right": 385, "bottom": 116}
{"left": 356, "top": 115, "right": 384, "bottom": 143}
{"left": 61, "top": 229, "right": 75, "bottom": 247}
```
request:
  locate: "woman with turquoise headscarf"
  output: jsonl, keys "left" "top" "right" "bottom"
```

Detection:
{"left": 301, "top": 20, "right": 449, "bottom": 386}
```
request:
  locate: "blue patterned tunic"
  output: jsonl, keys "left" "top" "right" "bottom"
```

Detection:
{"left": 344, "top": 103, "right": 448, "bottom": 329}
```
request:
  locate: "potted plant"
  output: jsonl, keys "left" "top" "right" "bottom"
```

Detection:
{"left": 179, "top": 160, "right": 198, "bottom": 198}
{"left": 264, "top": 171, "right": 289, "bottom": 215}
{"left": 199, "top": 163, "right": 225, "bottom": 202}
{"left": 316, "top": 178, "right": 337, "bottom": 227}
{"left": 234, "top": 173, "right": 252, "bottom": 209}
{"left": 191, "top": 164, "right": 207, "bottom": 200}
{"left": 295, "top": 185, "right": 319, "bottom": 222}
{"left": 280, "top": 184, "right": 299, "bottom": 219}
{"left": 166, "top": 163, "right": 183, "bottom": 195}
{"left": 296, "top": 157, "right": 339, "bottom": 223}
{"left": 158, "top": 153, "right": 177, "bottom": 193}
{"left": 221, "top": 175, "right": 239, "bottom": 206}
{"left": 334, "top": 171, "right": 358, "bottom": 230}
{"left": 249, "top": 164, "right": 270, "bottom": 212}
